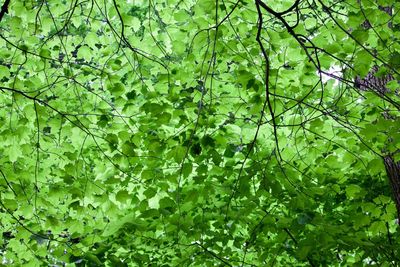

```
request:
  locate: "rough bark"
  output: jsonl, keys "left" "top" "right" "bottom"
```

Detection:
{"left": 354, "top": 65, "right": 395, "bottom": 93}
{"left": 356, "top": 4, "right": 400, "bottom": 221}
{"left": 384, "top": 156, "right": 400, "bottom": 221}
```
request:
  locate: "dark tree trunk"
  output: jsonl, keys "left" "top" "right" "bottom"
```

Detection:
{"left": 384, "top": 156, "right": 400, "bottom": 221}
{"left": 355, "top": 3, "right": 400, "bottom": 222}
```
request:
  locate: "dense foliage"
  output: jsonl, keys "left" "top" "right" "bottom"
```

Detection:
{"left": 0, "top": 0, "right": 399, "bottom": 266}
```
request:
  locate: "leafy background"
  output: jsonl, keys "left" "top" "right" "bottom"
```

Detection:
{"left": 0, "top": 0, "right": 399, "bottom": 266}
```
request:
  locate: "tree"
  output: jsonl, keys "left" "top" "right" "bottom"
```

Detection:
{"left": 0, "top": 0, "right": 398, "bottom": 265}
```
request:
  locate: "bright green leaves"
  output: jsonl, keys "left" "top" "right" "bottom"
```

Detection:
{"left": 389, "top": 52, "right": 400, "bottom": 69}
{"left": 352, "top": 28, "right": 369, "bottom": 44}
{"left": 141, "top": 169, "right": 154, "bottom": 180}
{"left": 39, "top": 48, "right": 51, "bottom": 59}
{"left": 102, "top": 214, "right": 137, "bottom": 237}
{"left": 174, "top": 10, "right": 190, "bottom": 23}
{"left": 121, "top": 141, "right": 136, "bottom": 156}
{"left": 345, "top": 184, "right": 363, "bottom": 199}
{"left": 84, "top": 253, "right": 103, "bottom": 266}
{"left": 369, "top": 221, "right": 386, "bottom": 236}
{"left": 140, "top": 102, "right": 164, "bottom": 116}
{"left": 77, "top": 45, "right": 92, "bottom": 62}
{"left": 170, "top": 145, "right": 186, "bottom": 163}
{"left": 8, "top": 142, "right": 22, "bottom": 163}
{"left": 0, "top": 0, "right": 399, "bottom": 266}
{"left": 7, "top": 16, "right": 24, "bottom": 35}
{"left": 354, "top": 50, "right": 374, "bottom": 76}
{"left": 223, "top": 143, "right": 239, "bottom": 158}
{"left": 130, "top": 17, "right": 142, "bottom": 32}
{"left": 105, "top": 133, "right": 119, "bottom": 151}
{"left": 115, "top": 190, "right": 130, "bottom": 203}
{"left": 107, "top": 82, "right": 125, "bottom": 97}
{"left": 182, "top": 162, "right": 192, "bottom": 178}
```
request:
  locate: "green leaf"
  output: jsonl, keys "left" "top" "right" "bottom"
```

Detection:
{"left": 9, "top": 142, "right": 22, "bottom": 162}
{"left": 346, "top": 184, "right": 362, "bottom": 199}
{"left": 121, "top": 141, "right": 136, "bottom": 156}
{"left": 107, "top": 82, "right": 125, "bottom": 97}
{"left": 1, "top": 1, "right": 399, "bottom": 265}
{"left": 116, "top": 190, "right": 130, "bottom": 203}
{"left": 85, "top": 253, "right": 102, "bottom": 266}
{"left": 182, "top": 162, "right": 192, "bottom": 177}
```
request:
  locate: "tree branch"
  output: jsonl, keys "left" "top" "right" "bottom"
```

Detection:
{"left": 0, "top": 0, "right": 10, "bottom": 22}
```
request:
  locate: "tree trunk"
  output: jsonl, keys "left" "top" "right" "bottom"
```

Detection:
{"left": 384, "top": 156, "right": 400, "bottom": 221}
{"left": 355, "top": 3, "right": 400, "bottom": 222}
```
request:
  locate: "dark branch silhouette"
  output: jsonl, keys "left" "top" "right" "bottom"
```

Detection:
{"left": 0, "top": 0, "right": 10, "bottom": 23}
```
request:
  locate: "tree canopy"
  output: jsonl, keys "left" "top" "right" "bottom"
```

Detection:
{"left": 0, "top": 0, "right": 399, "bottom": 266}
